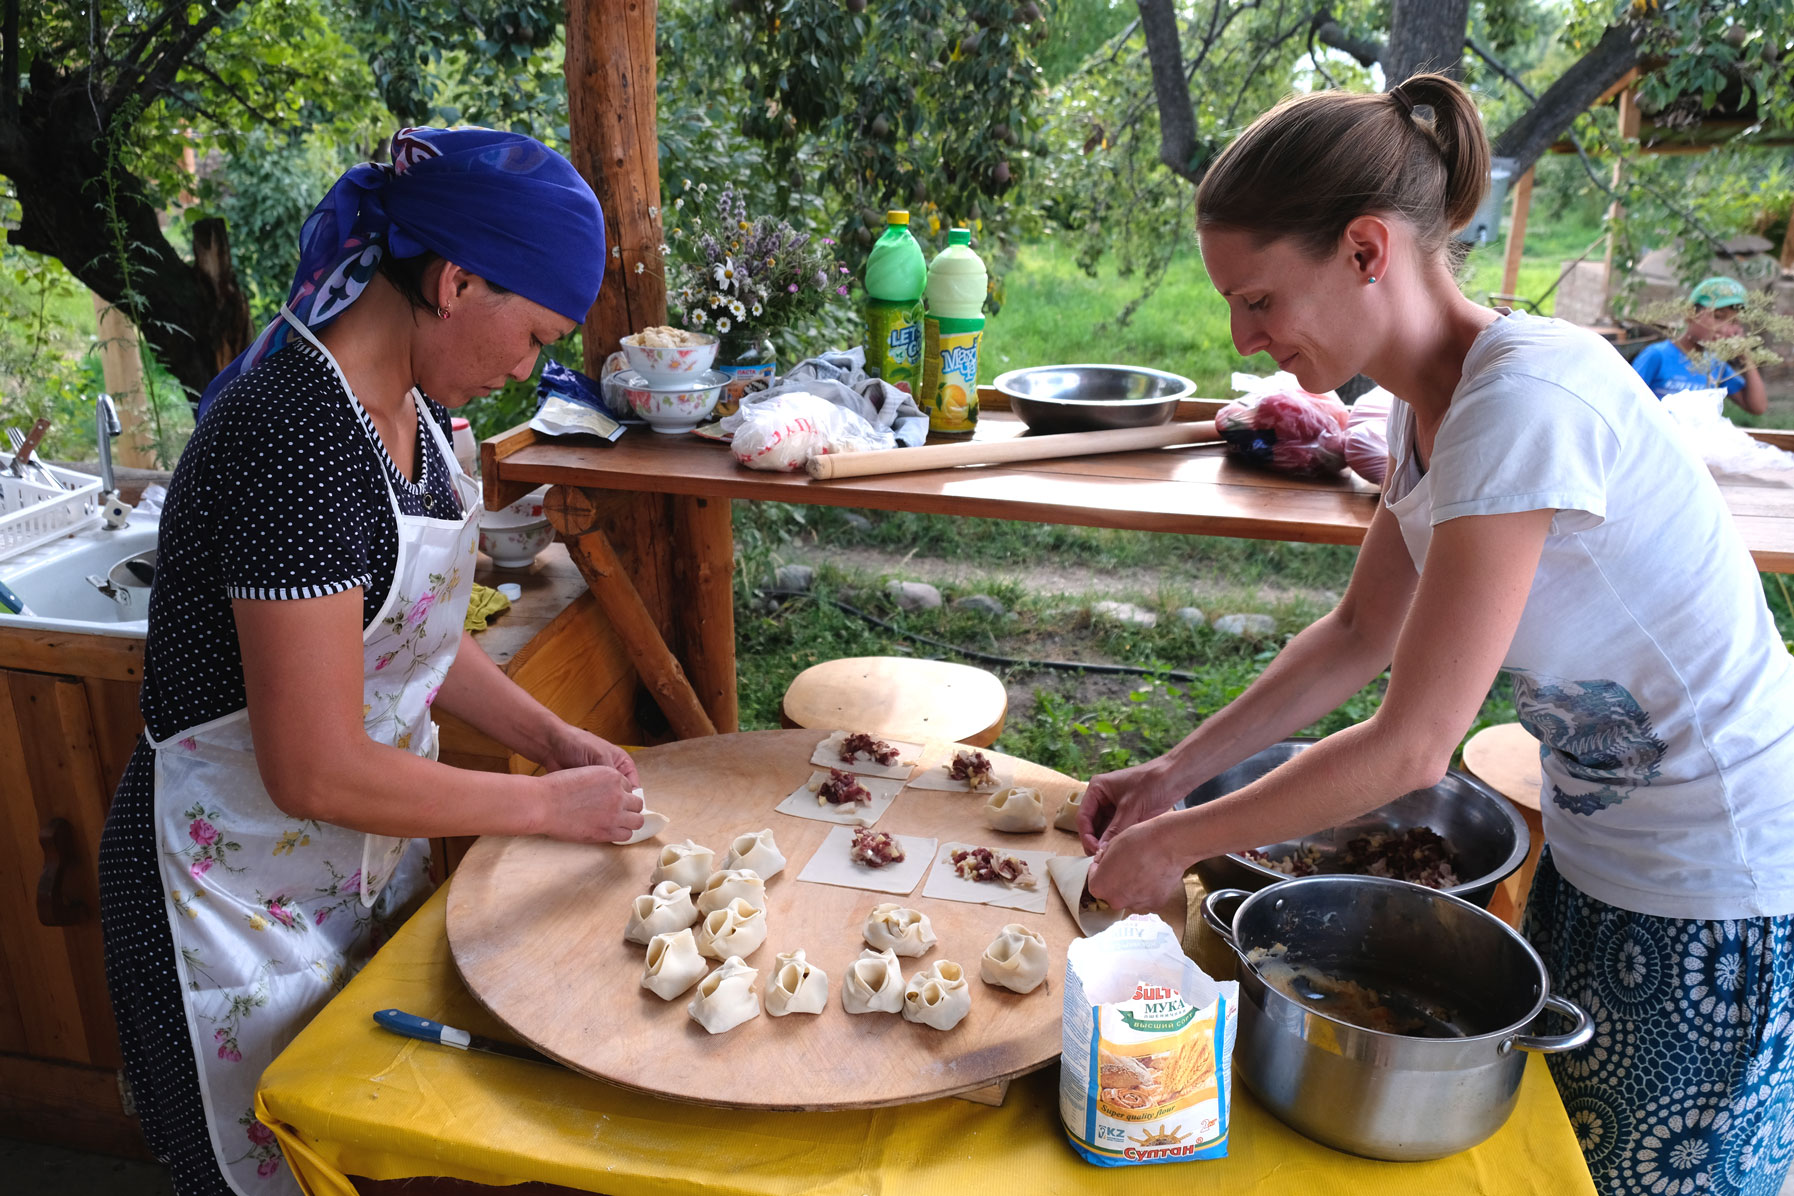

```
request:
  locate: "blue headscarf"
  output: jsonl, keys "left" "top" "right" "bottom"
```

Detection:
{"left": 198, "top": 127, "right": 606, "bottom": 418}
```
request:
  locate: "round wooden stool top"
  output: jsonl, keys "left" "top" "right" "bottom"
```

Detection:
{"left": 1463, "top": 722, "right": 1543, "bottom": 812}
{"left": 781, "top": 656, "right": 1008, "bottom": 747}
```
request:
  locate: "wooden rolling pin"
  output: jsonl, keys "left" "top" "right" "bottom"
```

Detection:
{"left": 807, "top": 421, "right": 1223, "bottom": 480}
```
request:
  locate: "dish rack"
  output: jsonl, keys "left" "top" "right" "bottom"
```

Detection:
{"left": 0, "top": 456, "right": 102, "bottom": 563}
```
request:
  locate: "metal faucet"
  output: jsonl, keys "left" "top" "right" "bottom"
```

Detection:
{"left": 95, "top": 394, "right": 134, "bottom": 530}
{"left": 96, "top": 393, "right": 120, "bottom": 496}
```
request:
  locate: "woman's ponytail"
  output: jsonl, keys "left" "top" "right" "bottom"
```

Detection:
{"left": 1391, "top": 73, "right": 1490, "bottom": 237}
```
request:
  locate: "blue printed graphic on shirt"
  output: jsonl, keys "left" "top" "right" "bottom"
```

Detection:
{"left": 1508, "top": 671, "right": 1669, "bottom": 816}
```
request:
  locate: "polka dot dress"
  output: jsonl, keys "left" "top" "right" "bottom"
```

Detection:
{"left": 98, "top": 343, "right": 460, "bottom": 1193}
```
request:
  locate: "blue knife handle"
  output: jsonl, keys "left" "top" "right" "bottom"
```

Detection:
{"left": 0, "top": 577, "right": 29, "bottom": 616}
{"left": 374, "top": 1008, "right": 471, "bottom": 1049}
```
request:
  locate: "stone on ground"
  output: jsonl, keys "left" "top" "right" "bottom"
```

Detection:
{"left": 774, "top": 563, "right": 815, "bottom": 592}
{"left": 1175, "top": 606, "right": 1206, "bottom": 627}
{"left": 1213, "top": 613, "right": 1277, "bottom": 638}
{"left": 952, "top": 594, "right": 1006, "bottom": 617}
{"left": 886, "top": 580, "right": 944, "bottom": 611}
{"left": 1092, "top": 600, "right": 1157, "bottom": 628}
{"left": 840, "top": 511, "right": 873, "bottom": 532}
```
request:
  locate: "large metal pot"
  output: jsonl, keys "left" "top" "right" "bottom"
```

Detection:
{"left": 1183, "top": 739, "right": 1530, "bottom": 908}
{"left": 1202, "top": 876, "right": 1591, "bottom": 1160}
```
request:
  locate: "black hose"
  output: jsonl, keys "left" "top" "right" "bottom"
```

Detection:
{"left": 756, "top": 588, "right": 1206, "bottom": 682}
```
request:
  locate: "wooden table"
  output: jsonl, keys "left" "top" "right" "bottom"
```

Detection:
{"left": 483, "top": 392, "right": 1794, "bottom": 741}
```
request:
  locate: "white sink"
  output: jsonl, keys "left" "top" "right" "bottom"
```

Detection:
{"left": 0, "top": 518, "right": 160, "bottom": 637}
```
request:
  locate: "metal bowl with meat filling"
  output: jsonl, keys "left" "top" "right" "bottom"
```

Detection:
{"left": 1180, "top": 739, "right": 1530, "bottom": 909}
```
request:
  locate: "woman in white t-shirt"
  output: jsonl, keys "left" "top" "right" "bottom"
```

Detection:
{"left": 1081, "top": 73, "right": 1794, "bottom": 1196}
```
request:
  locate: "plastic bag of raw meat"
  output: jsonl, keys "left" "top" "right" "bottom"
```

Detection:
{"left": 1215, "top": 372, "right": 1349, "bottom": 477}
{"left": 1343, "top": 386, "right": 1396, "bottom": 486}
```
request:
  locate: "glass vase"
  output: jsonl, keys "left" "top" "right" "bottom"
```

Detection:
{"left": 714, "top": 332, "right": 777, "bottom": 419}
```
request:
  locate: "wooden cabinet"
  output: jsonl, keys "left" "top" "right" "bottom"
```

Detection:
{"left": 0, "top": 631, "right": 147, "bottom": 1156}
{"left": 0, "top": 544, "right": 641, "bottom": 1157}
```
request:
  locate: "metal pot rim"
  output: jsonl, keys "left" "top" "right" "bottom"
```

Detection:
{"left": 1214, "top": 738, "right": 1533, "bottom": 900}
{"left": 1218, "top": 875, "right": 1555, "bottom": 1047}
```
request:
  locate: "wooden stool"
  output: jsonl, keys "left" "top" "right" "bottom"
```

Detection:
{"left": 779, "top": 656, "right": 1008, "bottom": 746}
{"left": 1463, "top": 722, "right": 1545, "bottom": 930}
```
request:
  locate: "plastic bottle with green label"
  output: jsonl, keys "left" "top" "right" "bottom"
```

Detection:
{"left": 921, "top": 228, "right": 988, "bottom": 435}
{"left": 863, "top": 211, "right": 928, "bottom": 395}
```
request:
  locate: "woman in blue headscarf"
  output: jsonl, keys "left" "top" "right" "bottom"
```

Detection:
{"left": 99, "top": 128, "right": 642, "bottom": 1196}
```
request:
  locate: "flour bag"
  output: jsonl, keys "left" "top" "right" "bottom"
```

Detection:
{"left": 1060, "top": 914, "right": 1239, "bottom": 1165}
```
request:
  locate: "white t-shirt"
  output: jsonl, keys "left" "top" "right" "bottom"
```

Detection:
{"left": 1383, "top": 311, "right": 1794, "bottom": 920}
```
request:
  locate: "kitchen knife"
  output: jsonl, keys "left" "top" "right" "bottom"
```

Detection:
{"left": 8, "top": 418, "right": 50, "bottom": 478}
{"left": 372, "top": 1008, "right": 556, "bottom": 1067}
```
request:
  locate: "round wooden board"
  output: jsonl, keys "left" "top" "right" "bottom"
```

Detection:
{"left": 447, "top": 729, "right": 1180, "bottom": 1111}
{"left": 780, "top": 657, "right": 1008, "bottom": 746}
{"left": 1462, "top": 722, "right": 1544, "bottom": 811}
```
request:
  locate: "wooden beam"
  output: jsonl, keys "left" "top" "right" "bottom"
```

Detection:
{"left": 1500, "top": 165, "right": 1535, "bottom": 299}
{"left": 558, "top": 524, "right": 717, "bottom": 740}
{"left": 1782, "top": 206, "right": 1794, "bottom": 272}
{"left": 1616, "top": 84, "right": 1642, "bottom": 141}
{"left": 89, "top": 294, "right": 155, "bottom": 469}
{"left": 566, "top": 0, "right": 667, "bottom": 374}
{"left": 672, "top": 495, "right": 738, "bottom": 733}
{"left": 480, "top": 423, "right": 547, "bottom": 512}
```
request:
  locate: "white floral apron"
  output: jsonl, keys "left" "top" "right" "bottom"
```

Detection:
{"left": 154, "top": 310, "right": 481, "bottom": 1194}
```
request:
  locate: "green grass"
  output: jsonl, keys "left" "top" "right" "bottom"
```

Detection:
{"left": 981, "top": 239, "right": 1273, "bottom": 396}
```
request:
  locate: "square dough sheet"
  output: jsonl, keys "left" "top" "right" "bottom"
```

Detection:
{"left": 774, "top": 770, "right": 908, "bottom": 827}
{"left": 906, "top": 750, "right": 1015, "bottom": 792}
{"left": 808, "top": 731, "right": 925, "bottom": 780}
{"left": 795, "top": 826, "right": 937, "bottom": 896}
{"left": 920, "top": 841, "right": 1060, "bottom": 914}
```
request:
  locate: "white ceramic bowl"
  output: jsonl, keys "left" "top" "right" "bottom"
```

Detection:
{"left": 479, "top": 486, "right": 554, "bottom": 567}
{"left": 620, "top": 331, "right": 719, "bottom": 386}
{"left": 624, "top": 376, "right": 727, "bottom": 434}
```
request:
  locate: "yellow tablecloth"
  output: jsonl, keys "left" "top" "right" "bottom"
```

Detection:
{"left": 257, "top": 881, "right": 1595, "bottom": 1196}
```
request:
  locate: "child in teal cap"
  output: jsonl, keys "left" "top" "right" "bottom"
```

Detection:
{"left": 1630, "top": 275, "right": 1768, "bottom": 415}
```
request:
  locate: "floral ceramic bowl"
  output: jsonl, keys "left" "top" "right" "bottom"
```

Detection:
{"left": 621, "top": 370, "right": 730, "bottom": 434}
{"left": 619, "top": 331, "right": 719, "bottom": 386}
{"left": 479, "top": 486, "right": 554, "bottom": 568}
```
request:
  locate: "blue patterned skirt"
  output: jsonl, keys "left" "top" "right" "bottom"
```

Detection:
{"left": 1524, "top": 850, "right": 1794, "bottom": 1196}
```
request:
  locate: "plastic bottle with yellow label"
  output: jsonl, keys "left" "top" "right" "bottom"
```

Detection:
{"left": 863, "top": 211, "right": 928, "bottom": 395}
{"left": 921, "top": 228, "right": 987, "bottom": 435}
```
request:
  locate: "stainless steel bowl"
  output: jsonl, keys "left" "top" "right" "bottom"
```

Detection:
{"left": 1202, "top": 877, "right": 1592, "bottom": 1159}
{"left": 991, "top": 364, "right": 1195, "bottom": 433}
{"left": 1181, "top": 739, "right": 1529, "bottom": 908}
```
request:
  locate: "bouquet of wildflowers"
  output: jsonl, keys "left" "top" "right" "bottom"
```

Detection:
{"left": 667, "top": 181, "right": 851, "bottom": 346}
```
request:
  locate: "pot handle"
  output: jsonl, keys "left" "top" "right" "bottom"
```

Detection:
{"left": 1199, "top": 888, "right": 1251, "bottom": 949}
{"left": 1503, "top": 994, "right": 1594, "bottom": 1055}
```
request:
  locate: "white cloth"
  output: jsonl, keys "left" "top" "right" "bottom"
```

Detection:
{"left": 152, "top": 309, "right": 480, "bottom": 1193}
{"left": 1383, "top": 311, "right": 1794, "bottom": 921}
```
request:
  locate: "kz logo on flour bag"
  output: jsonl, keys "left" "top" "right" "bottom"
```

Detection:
{"left": 1060, "top": 915, "right": 1239, "bottom": 1165}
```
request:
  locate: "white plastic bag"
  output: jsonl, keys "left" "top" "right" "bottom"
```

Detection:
{"left": 729, "top": 391, "right": 896, "bottom": 472}
{"left": 1661, "top": 387, "right": 1794, "bottom": 487}
{"left": 1344, "top": 386, "right": 1396, "bottom": 486}
{"left": 1060, "top": 914, "right": 1239, "bottom": 1166}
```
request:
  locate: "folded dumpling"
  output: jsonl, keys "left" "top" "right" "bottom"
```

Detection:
{"left": 687, "top": 956, "right": 760, "bottom": 1034}
{"left": 650, "top": 839, "right": 715, "bottom": 890}
{"left": 980, "top": 923, "right": 1050, "bottom": 994}
{"left": 842, "top": 947, "right": 905, "bottom": 1014}
{"left": 723, "top": 829, "right": 787, "bottom": 881}
{"left": 614, "top": 790, "right": 670, "bottom": 844}
{"left": 764, "top": 948, "right": 829, "bottom": 1016}
{"left": 862, "top": 903, "right": 937, "bottom": 957}
{"left": 695, "top": 868, "right": 767, "bottom": 916}
{"left": 695, "top": 899, "right": 768, "bottom": 960}
{"left": 624, "top": 880, "right": 699, "bottom": 944}
{"left": 903, "top": 959, "right": 971, "bottom": 1030}
{"left": 640, "top": 927, "right": 708, "bottom": 1000}
{"left": 985, "top": 786, "right": 1047, "bottom": 833}
{"left": 1054, "top": 788, "right": 1085, "bottom": 834}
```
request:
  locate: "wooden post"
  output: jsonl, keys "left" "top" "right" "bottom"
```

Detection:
{"left": 1499, "top": 165, "right": 1534, "bottom": 299}
{"left": 672, "top": 496, "right": 738, "bottom": 733}
{"left": 1781, "top": 206, "right": 1794, "bottom": 272}
{"left": 566, "top": 0, "right": 667, "bottom": 370}
{"left": 88, "top": 295, "right": 156, "bottom": 468}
